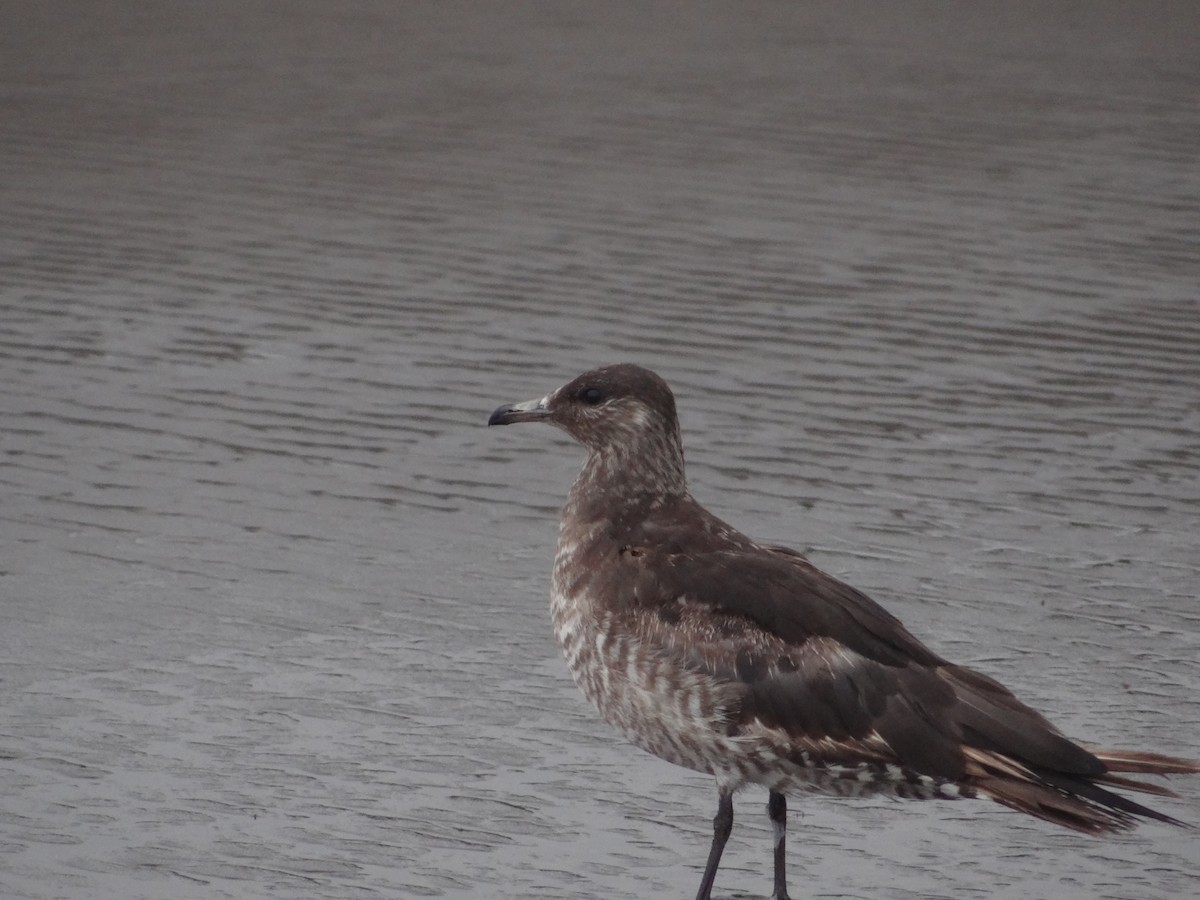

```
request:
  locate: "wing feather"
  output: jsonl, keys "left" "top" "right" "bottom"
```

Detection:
{"left": 615, "top": 501, "right": 1106, "bottom": 782}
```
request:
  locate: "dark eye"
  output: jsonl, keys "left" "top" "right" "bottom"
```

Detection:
{"left": 578, "top": 386, "right": 604, "bottom": 405}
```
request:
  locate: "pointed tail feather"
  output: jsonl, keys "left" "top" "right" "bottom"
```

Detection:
{"left": 1095, "top": 771, "right": 1180, "bottom": 799}
{"left": 1032, "top": 768, "right": 1190, "bottom": 829}
{"left": 966, "top": 745, "right": 1197, "bottom": 834}
{"left": 1085, "top": 748, "right": 1200, "bottom": 808}
{"left": 1093, "top": 748, "right": 1200, "bottom": 776}
{"left": 974, "top": 776, "right": 1137, "bottom": 834}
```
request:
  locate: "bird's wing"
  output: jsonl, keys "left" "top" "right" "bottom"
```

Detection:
{"left": 614, "top": 509, "right": 1102, "bottom": 780}
{"left": 619, "top": 507, "right": 942, "bottom": 666}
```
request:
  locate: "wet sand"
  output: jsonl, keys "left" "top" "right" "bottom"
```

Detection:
{"left": 1, "top": 3, "right": 1198, "bottom": 898}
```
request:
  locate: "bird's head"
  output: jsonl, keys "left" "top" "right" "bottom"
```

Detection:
{"left": 488, "top": 363, "right": 686, "bottom": 489}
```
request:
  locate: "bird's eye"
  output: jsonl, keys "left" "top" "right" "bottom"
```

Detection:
{"left": 578, "top": 386, "right": 604, "bottom": 405}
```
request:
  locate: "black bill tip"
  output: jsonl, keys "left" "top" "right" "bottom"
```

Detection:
{"left": 488, "top": 398, "right": 551, "bottom": 426}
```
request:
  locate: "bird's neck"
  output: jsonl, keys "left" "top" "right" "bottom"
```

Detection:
{"left": 564, "top": 431, "right": 687, "bottom": 529}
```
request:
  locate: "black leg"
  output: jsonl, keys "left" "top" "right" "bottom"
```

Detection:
{"left": 695, "top": 790, "right": 734, "bottom": 900}
{"left": 768, "top": 790, "right": 791, "bottom": 900}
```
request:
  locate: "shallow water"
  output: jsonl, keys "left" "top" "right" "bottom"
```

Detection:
{"left": 2, "top": 3, "right": 1198, "bottom": 899}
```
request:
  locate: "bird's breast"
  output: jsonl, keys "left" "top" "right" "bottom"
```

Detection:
{"left": 550, "top": 528, "right": 748, "bottom": 776}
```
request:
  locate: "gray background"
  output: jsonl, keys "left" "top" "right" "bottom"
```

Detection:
{"left": 2, "top": 3, "right": 1197, "bottom": 898}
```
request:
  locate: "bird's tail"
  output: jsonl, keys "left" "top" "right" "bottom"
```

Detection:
{"left": 1091, "top": 748, "right": 1200, "bottom": 800}
{"left": 1093, "top": 748, "right": 1200, "bottom": 777}
{"left": 966, "top": 746, "right": 1199, "bottom": 835}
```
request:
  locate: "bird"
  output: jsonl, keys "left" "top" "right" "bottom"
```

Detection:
{"left": 487, "top": 363, "right": 1198, "bottom": 900}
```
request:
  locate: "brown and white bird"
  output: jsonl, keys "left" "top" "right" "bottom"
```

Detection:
{"left": 488, "top": 363, "right": 1198, "bottom": 900}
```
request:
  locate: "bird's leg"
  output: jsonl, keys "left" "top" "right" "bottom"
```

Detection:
{"left": 767, "top": 790, "right": 791, "bottom": 900}
{"left": 695, "top": 790, "right": 734, "bottom": 900}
